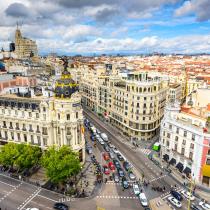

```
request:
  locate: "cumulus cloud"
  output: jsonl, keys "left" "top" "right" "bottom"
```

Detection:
{"left": 175, "top": 0, "right": 210, "bottom": 21}
{"left": 5, "top": 3, "right": 30, "bottom": 18}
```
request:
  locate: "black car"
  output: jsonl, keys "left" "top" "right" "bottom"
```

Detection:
{"left": 118, "top": 168, "right": 125, "bottom": 177}
{"left": 170, "top": 190, "right": 183, "bottom": 201}
{"left": 122, "top": 177, "right": 129, "bottom": 189}
{"left": 54, "top": 202, "right": 69, "bottom": 210}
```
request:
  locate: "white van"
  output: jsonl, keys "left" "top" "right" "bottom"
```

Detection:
{"left": 101, "top": 133, "right": 108, "bottom": 142}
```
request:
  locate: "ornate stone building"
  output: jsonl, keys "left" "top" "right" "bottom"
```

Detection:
{"left": 0, "top": 70, "right": 85, "bottom": 162}
{"left": 15, "top": 27, "right": 38, "bottom": 59}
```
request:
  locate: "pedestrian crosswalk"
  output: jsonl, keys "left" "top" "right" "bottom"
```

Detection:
{"left": 150, "top": 175, "right": 166, "bottom": 183}
{"left": 140, "top": 148, "right": 151, "bottom": 155}
{"left": 105, "top": 181, "right": 136, "bottom": 186}
{"left": 96, "top": 195, "right": 138, "bottom": 200}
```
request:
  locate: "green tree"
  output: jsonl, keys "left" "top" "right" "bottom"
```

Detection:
{"left": 0, "top": 143, "right": 42, "bottom": 170}
{"left": 41, "top": 145, "right": 81, "bottom": 184}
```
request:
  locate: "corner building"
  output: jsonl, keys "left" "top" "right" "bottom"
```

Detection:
{"left": 0, "top": 71, "right": 85, "bottom": 162}
{"left": 81, "top": 71, "right": 168, "bottom": 141}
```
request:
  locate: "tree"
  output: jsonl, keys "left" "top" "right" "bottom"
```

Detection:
{"left": 41, "top": 145, "right": 81, "bottom": 184}
{"left": 0, "top": 143, "right": 42, "bottom": 170}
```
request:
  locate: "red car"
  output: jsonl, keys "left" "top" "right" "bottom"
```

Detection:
{"left": 108, "top": 162, "right": 115, "bottom": 171}
{"left": 103, "top": 165, "right": 110, "bottom": 175}
{"left": 103, "top": 152, "right": 110, "bottom": 161}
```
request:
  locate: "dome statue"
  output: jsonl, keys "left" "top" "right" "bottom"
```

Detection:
{"left": 54, "top": 57, "right": 78, "bottom": 98}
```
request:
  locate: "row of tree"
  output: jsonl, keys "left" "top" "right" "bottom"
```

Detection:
{"left": 0, "top": 143, "right": 81, "bottom": 184}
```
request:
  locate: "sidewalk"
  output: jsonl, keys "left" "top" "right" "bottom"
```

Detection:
{"left": 152, "top": 154, "right": 210, "bottom": 201}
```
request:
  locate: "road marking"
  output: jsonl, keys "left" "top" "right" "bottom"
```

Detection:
{"left": 0, "top": 180, "right": 15, "bottom": 187}
{"left": 96, "top": 195, "right": 138, "bottom": 200}
{"left": 0, "top": 182, "right": 23, "bottom": 203}
{"left": 37, "top": 194, "right": 58, "bottom": 203}
{"left": 17, "top": 187, "right": 41, "bottom": 210}
{"left": 150, "top": 175, "right": 167, "bottom": 183}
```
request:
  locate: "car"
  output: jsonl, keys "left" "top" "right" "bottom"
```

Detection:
{"left": 113, "top": 173, "right": 120, "bottom": 183}
{"left": 191, "top": 204, "right": 203, "bottom": 210}
{"left": 123, "top": 161, "right": 131, "bottom": 171}
{"left": 108, "top": 162, "right": 115, "bottom": 171}
{"left": 109, "top": 152, "right": 115, "bottom": 159}
{"left": 170, "top": 190, "right": 183, "bottom": 201}
{"left": 139, "top": 193, "right": 148, "bottom": 207}
{"left": 113, "top": 159, "right": 121, "bottom": 169}
{"left": 103, "top": 165, "right": 110, "bottom": 175}
{"left": 144, "top": 208, "right": 151, "bottom": 210}
{"left": 133, "top": 183, "right": 140, "bottom": 195}
{"left": 104, "top": 145, "right": 110, "bottom": 152}
{"left": 117, "top": 153, "right": 124, "bottom": 161}
{"left": 118, "top": 169, "right": 125, "bottom": 177}
{"left": 199, "top": 201, "right": 210, "bottom": 210}
{"left": 107, "top": 143, "right": 115, "bottom": 149}
{"left": 180, "top": 190, "right": 195, "bottom": 201}
{"left": 112, "top": 147, "right": 119, "bottom": 154}
{"left": 95, "top": 134, "right": 100, "bottom": 141}
{"left": 85, "top": 145, "right": 92, "bottom": 154}
{"left": 167, "top": 196, "right": 182, "bottom": 208}
{"left": 90, "top": 135, "right": 95, "bottom": 141}
{"left": 103, "top": 152, "right": 110, "bottom": 161}
{"left": 26, "top": 209, "right": 39, "bottom": 210}
{"left": 122, "top": 178, "right": 129, "bottom": 189}
{"left": 96, "top": 129, "right": 101, "bottom": 135}
{"left": 53, "top": 203, "right": 69, "bottom": 210}
{"left": 128, "top": 172, "right": 136, "bottom": 180}
{"left": 99, "top": 139, "right": 105, "bottom": 145}
{"left": 101, "top": 133, "right": 108, "bottom": 142}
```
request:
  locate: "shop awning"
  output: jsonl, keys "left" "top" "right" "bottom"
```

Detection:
{"left": 183, "top": 167, "right": 191, "bottom": 175}
{"left": 169, "top": 158, "right": 176, "bottom": 165}
{"left": 176, "top": 162, "right": 184, "bottom": 172}
{"left": 163, "top": 154, "right": 169, "bottom": 162}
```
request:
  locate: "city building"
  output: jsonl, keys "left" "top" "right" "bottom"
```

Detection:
{"left": 0, "top": 69, "right": 85, "bottom": 162}
{"left": 160, "top": 103, "right": 210, "bottom": 186}
{"left": 168, "top": 83, "right": 182, "bottom": 103}
{"left": 15, "top": 26, "right": 38, "bottom": 59}
{"left": 81, "top": 71, "right": 168, "bottom": 141}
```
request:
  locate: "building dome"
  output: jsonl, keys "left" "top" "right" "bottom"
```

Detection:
{"left": 54, "top": 59, "right": 78, "bottom": 98}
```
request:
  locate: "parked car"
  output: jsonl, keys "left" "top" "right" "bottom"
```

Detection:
{"left": 133, "top": 183, "right": 140, "bottom": 195}
{"left": 113, "top": 159, "right": 121, "bottom": 169}
{"left": 103, "top": 165, "right": 110, "bottom": 175}
{"left": 112, "top": 147, "right": 119, "bottom": 154}
{"left": 108, "top": 162, "right": 115, "bottom": 171}
{"left": 128, "top": 172, "right": 136, "bottom": 180}
{"left": 101, "top": 133, "right": 108, "bottom": 142}
{"left": 96, "top": 129, "right": 101, "bottom": 135}
{"left": 113, "top": 173, "right": 120, "bottom": 183}
{"left": 26, "top": 208, "right": 39, "bottom": 210}
{"left": 191, "top": 204, "right": 203, "bottom": 210}
{"left": 199, "top": 201, "right": 210, "bottom": 210}
{"left": 180, "top": 190, "right": 195, "bottom": 201}
{"left": 103, "top": 153, "right": 110, "bottom": 161}
{"left": 118, "top": 168, "right": 125, "bottom": 177}
{"left": 117, "top": 153, "right": 124, "bottom": 161}
{"left": 123, "top": 161, "right": 131, "bottom": 171}
{"left": 99, "top": 139, "right": 105, "bottom": 145}
{"left": 85, "top": 146, "right": 92, "bottom": 154}
{"left": 107, "top": 143, "right": 115, "bottom": 149}
{"left": 53, "top": 203, "right": 69, "bottom": 210}
{"left": 104, "top": 145, "right": 110, "bottom": 152}
{"left": 122, "top": 178, "right": 129, "bottom": 189}
{"left": 109, "top": 152, "right": 115, "bottom": 159}
{"left": 167, "top": 196, "right": 182, "bottom": 208}
{"left": 139, "top": 193, "right": 148, "bottom": 207}
{"left": 170, "top": 190, "right": 183, "bottom": 201}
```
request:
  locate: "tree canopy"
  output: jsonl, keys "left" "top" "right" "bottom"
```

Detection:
{"left": 0, "top": 143, "right": 42, "bottom": 170}
{"left": 41, "top": 145, "right": 81, "bottom": 184}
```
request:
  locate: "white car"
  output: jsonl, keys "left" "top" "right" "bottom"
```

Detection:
{"left": 26, "top": 208, "right": 39, "bottom": 210}
{"left": 112, "top": 147, "right": 119, "bottom": 154}
{"left": 139, "top": 193, "right": 148, "bottom": 207}
{"left": 99, "top": 139, "right": 105, "bottom": 145}
{"left": 133, "top": 184, "right": 140, "bottom": 195}
{"left": 109, "top": 152, "right": 115, "bottom": 159}
{"left": 199, "top": 201, "right": 210, "bottom": 210}
{"left": 180, "top": 190, "right": 195, "bottom": 201}
{"left": 167, "top": 196, "right": 182, "bottom": 208}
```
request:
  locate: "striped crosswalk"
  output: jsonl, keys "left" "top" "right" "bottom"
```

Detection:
{"left": 96, "top": 195, "right": 138, "bottom": 200}
{"left": 140, "top": 148, "right": 151, "bottom": 155}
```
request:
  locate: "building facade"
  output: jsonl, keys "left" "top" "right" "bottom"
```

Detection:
{"left": 160, "top": 103, "right": 210, "bottom": 186}
{"left": 81, "top": 71, "right": 168, "bottom": 141}
{"left": 0, "top": 71, "right": 85, "bottom": 162}
{"left": 15, "top": 27, "right": 38, "bottom": 59}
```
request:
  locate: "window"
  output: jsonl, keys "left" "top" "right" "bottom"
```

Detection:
{"left": 184, "top": 130, "right": 187, "bottom": 137}
{"left": 175, "top": 136, "right": 178, "bottom": 141}
{"left": 58, "top": 114, "right": 60, "bottom": 120}
{"left": 67, "top": 114, "right": 70, "bottom": 120}
{"left": 167, "top": 133, "right": 170, "bottom": 138}
{"left": 183, "top": 140, "right": 186, "bottom": 145}
{"left": 137, "top": 103, "right": 139, "bottom": 108}
{"left": 76, "top": 112, "right": 78, "bottom": 119}
{"left": 43, "top": 107, "right": 46, "bottom": 112}
{"left": 17, "top": 133, "right": 20, "bottom": 141}
{"left": 192, "top": 134, "right": 195, "bottom": 141}
{"left": 29, "top": 124, "right": 33, "bottom": 131}
{"left": 169, "top": 124, "right": 172, "bottom": 130}
{"left": 174, "top": 144, "right": 178, "bottom": 151}
{"left": 144, "top": 97, "right": 146, "bottom": 100}
{"left": 181, "top": 148, "right": 185, "bottom": 155}
{"left": 9, "top": 122, "right": 13, "bottom": 128}
{"left": 24, "top": 134, "right": 27, "bottom": 142}
{"left": 29, "top": 112, "right": 32, "bottom": 117}
{"left": 3, "top": 121, "right": 6, "bottom": 128}
{"left": 189, "top": 152, "right": 193, "bottom": 160}
{"left": 31, "top": 135, "right": 34, "bottom": 143}
{"left": 36, "top": 113, "right": 39, "bottom": 119}
{"left": 42, "top": 127, "right": 48, "bottom": 135}
{"left": 190, "top": 143, "right": 194, "bottom": 149}
{"left": 176, "top": 128, "right": 179, "bottom": 134}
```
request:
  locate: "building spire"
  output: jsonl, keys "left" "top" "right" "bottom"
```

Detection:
{"left": 16, "top": 21, "right": 19, "bottom": 30}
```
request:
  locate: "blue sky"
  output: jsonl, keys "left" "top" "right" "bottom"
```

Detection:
{"left": 0, "top": 0, "right": 210, "bottom": 54}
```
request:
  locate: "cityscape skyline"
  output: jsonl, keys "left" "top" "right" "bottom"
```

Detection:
{"left": 0, "top": 0, "right": 210, "bottom": 55}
